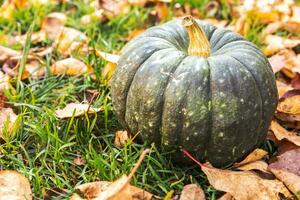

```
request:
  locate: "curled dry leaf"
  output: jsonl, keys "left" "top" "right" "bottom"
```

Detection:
{"left": 236, "top": 160, "right": 269, "bottom": 174}
{"left": 234, "top": 148, "right": 268, "bottom": 167}
{"left": 114, "top": 130, "right": 129, "bottom": 148}
{"left": 270, "top": 120, "right": 300, "bottom": 146}
{"left": 0, "top": 170, "right": 32, "bottom": 200}
{"left": 269, "top": 169, "right": 300, "bottom": 195}
{"left": 276, "top": 80, "right": 292, "bottom": 98}
{"left": 51, "top": 58, "right": 92, "bottom": 76}
{"left": 95, "top": 50, "right": 119, "bottom": 81}
{"left": 98, "top": 0, "right": 130, "bottom": 19}
{"left": 53, "top": 27, "right": 88, "bottom": 56}
{"left": 182, "top": 150, "right": 291, "bottom": 200}
{"left": 55, "top": 103, "right": 103, "bottom": 119}
{"left": 95, "top": 50, "right": 119, "bottom": 64}
{"left": 70, "top": 149, "right": 152, "bottom": 200}
{"left": 179, "top": 184, "right": 205, "bottom": 200}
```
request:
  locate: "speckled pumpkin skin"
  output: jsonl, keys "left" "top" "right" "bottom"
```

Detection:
{"left": 110, "top": 19, "right": 278, "bottom": 167}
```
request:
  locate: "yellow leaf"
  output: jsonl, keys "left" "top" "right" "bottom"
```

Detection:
{"left": 234, "top": 148, "right": 268, "bottom": 167}
{"left": 53, "top": 28, "right": 88, "bottom": 56}
{"left": 51, "top": 58, "right": 91, "bottom": 76}
{"left": 55, "top": 103, "right": 103, "bottom": 119}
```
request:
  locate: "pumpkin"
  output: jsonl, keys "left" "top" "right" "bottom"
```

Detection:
{"left": 110, "top": 16, "right": 278, "bottom": 167}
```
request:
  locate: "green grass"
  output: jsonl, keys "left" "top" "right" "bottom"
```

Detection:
{"left": 0, "top": 1, "right": 219, "bottom": 199}
{"left": 0, "top": 0, "right": 272, "bottom": 199}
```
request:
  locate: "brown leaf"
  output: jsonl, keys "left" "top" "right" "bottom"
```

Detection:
{"left": 98, "top": 0, "right": 130, "bottom": 18}
{"left": 268, "top": 54, "right": 286, "bottom": 73}
{"left": 263, "top": 35, "right": 300, "bottom": 56}
{"left": 261, "top": 22, "right": 283, "bottom": 38}
{"left": 0, "top": 170, "right": 32, "bottom": 200}
{"left": 0, "top": 45, "right": 20, "bottom": 63}
{"left": 53, "top": 27, "right": 88, "bottom": 56}
{"left": 269, "top": 148, "right": 300, "bottom": 176}
{"left": 276, "top": 80, "right": 293, "bottom": 98}
{"left": 41, "top": 12, "right": 67, "bottom": 40}
{"left": 51, "top": 58, "right": 92, "bottom": 76}
{"left": 70, "top": 149, "right": 152, "bottom": 200}
{"left": 269, "top": 169, "right": 300, "bottom": 195}
{"left": 154, "top": 2, "right": 169, "bottom": 21}
{"left": 114, "top": 130, "right": 130, "bottom": 148}
{"left": 179, "top": 184, "right": 205, "bottom": 200}
{"left": 270, "top": 120, "right": 300, "bottom": 146}
{"left": 182, "top": 150, "right": 291, "bottom": 200}
{"left": 268, "top": 148, "right": 300, "bottom": 194}
{"left": 236, "top": 160, "right": 270, "bottom": 174}
{"left": 202, "top": 165, "right": 290, "bottom": 200}
{"left": 234, "top": 148, "right": 268, "bottom": 167}
{"left": 218, "top": 193, "right": 234, "bottom": 200}
{"left": 55, "top": 103, "right": 103, "bottom": 119}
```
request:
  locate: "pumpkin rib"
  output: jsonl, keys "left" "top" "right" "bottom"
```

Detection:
{"left": 124, "top": 48, "right": 185, "bottom": 140}
{"left": 210, "top": 29, "right": 244, "bottom": 53}
{"left": 111, "top": 37, "right": 176, "bottom": 125}
{"left": 226, "top": 55, "right": 264, "bottom": 151}
{"left": 161, "top": 56, "right": 198, "bottom": 150}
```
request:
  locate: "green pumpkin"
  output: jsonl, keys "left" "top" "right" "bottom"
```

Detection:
{"left": 110, "top": 16, "right": 278, "bottom": 167}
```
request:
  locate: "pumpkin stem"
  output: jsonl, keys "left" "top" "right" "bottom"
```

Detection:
{"left": 182, "top": 15, "right": 211, "bottom": 57}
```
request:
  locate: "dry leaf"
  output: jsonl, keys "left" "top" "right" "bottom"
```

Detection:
{"left": 73, "top": 154, "right": 86, "bottom": 166}
{"left": 53, "top": 28, "right": 88, "bottom": 56}
{"left": 234, "top": 148, "right": 268, "bottom": 167}
{"left": 269, "top": 169, "right": 300, "bottom": 195}
{"left": 270, "top": 120, "right": 300, "bottom": 146}
{"left": 269, "top": 54, "right": 286, "bottom": 73}
{"left": 41, "top": 12, "right": 67, "bottom": 39}
{"left": 277, "top": 95, "right": 300, "bottom": 114}
{"left": 179, "top": 184, "right": 205, "bottom": 200}
{"left": 276, "top": 80, "right": 293, "bottom": 98}
{"left": 98, "top": 0, "right": 130, "bottom": 19}
{"left": 51, "top": 58, "right": 92, "bottom": 76}
{"left": 70, "top": 149, "right": 152, "bottom": 200}
{"left": 0, "top": 108, "right": 18, "bottom": 139}
{"left": 263, "top": 35, "right": 300, "bottom": 56}
{"left": 268, "top": 148, "right": 300, "bottom": 194}
{"left": 114, "top": 130, "right": 129, "bottom": 148}
{"left": 126, "top": 29, "right": 146, "bottom": 41}
{"left": 261, "top": 22, "right": 283, "bottom": 38}
{"left": 154, "top": 2, "right": 169, "bottom": 21}
{"left": 55, "top": 103, "right": 103, "bottom": 119}
{"left": 95, "top": 50, "right": 119, "bottom": 64}
{"left": 182, "top": 150, "right": 291, "bottom": 200}
{"left": 218, "top": 193, "right": 234, "bottom": 200}
{"left": 0, "top": 45, "right": 20, "bottom": 63}
{"left": 0, "top": 170, "right": 32, "bottom": 200}
{"left": 236, "top": 160, "right": 269, "bottom": 173}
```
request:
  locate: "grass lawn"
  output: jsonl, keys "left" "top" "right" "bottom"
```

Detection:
{"left": 0, "top": 0, "right": 289, "bottom": 199}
